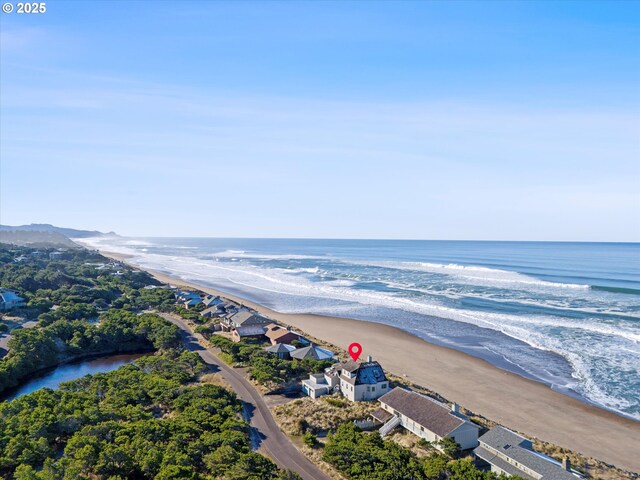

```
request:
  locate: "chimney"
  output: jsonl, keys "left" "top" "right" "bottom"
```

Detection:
{"left": 451, "top": 403, "right": 459, "bottom": 413}
{"left": 562, "top": 456, "right": 571, "bottom": 472}
{"left": 367, "top": 355, "right": 372, "bottom": 362}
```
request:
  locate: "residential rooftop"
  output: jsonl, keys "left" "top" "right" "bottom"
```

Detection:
{"left": 379, "top": 387, "right": 467, "bottom": 437}
{"left": 475, "top": 426, "right": 579, "bottom": 480}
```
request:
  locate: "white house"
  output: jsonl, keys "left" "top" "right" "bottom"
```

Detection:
{"left": 338, "top": 357, "right": 389, "bottom": 402}
{"left": 376, "top": 387, "right": 480, "bottom": 451}
{"left": 301, "top": 366, "right": 341, "bottom": 399}
{"left": 474, "top": 427, "right": 581, "bottom": 479}
{"left": 0, "top": 289, "right": 26, "bottom": 310}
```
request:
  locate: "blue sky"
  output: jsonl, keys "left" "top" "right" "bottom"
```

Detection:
{"left": 1, "top": 1, "right": 638, "bottom": 240}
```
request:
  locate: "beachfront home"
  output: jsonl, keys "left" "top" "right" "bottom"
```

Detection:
{"left": 302, "top": 365, "right": 341, "bottom": 399}
{"left": 265, "top": 343, "right": 296, "bottom": 359}
{"left": 175, "top": 290, "right": 201, "bottom": 302}
{"left": 183, "top": 297, "right": 202, "bottom": 309}
{"left": 223, "top": 310, "right": 271, "bottom": 331}
{"left": 49, "top": 251, "right": 64, "bottom": 260}
{"left": 232, "top": 325, "right": 268, "bottom": 342}
{"left": 474, "top": 427, "right": 581, "bottom": 479}
{"left": 290, "top": 344, "right": 335, "bottom": 361}
{"left": 0, "top": 289, "right": 26, "bottom": 310}
{"left": 202, "top": 294, "right": 223, "bottom": 308}
{"left": 338, "top": 358, "right": 389, "bottom": 402}
{"left": 376, "top": 387, "right": 480, "bottom": 450}
{"left": 265, "top": 325, "right": 305, "bottom": 345}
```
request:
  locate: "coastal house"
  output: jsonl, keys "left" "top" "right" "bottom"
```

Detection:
{"left": 290, "top": 344, "right": 335, "bottom": 361}
{"left": 265, "top": 343, "right": 296, "bottom": 359}
{"left": 183, "top": 297, "right": 202, "bottom": 309}
{"left": 376, "top": 387, "right": 480, "bottom": 450}
{"left": 202, "top": 294, "right": 223, "bottom": 308}
{"left": 265, "top": 325, "right": 305, "bottom": 345}
{"left": 474, "top": 427, "right": 581, "bottom": 479}
{"left": 302, "top": 366, "right": 341, "bottom": 399}
{"left": 200, "top": 306, "right": 221, "bottom": 318}
{"left": 175, "top": 290, "right": 201, "bottom": 302}
{"left": 49, "top": 251, "right": 64, "bottom": 260}
{"left": 0, "top": 289, "right": 26, "bottom": 310}
{"left": 232, "top": 325, "right": 269, "bottom": 342}
{"left": 223, "top": 310, "right": 271, "bottom": 331}
{"left": 338, "top": 358, "right": 389, "bottom": 402}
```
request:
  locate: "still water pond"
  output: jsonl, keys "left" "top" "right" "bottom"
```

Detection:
{"left": 2, "top": 353, "right": 147, "bottom": 402}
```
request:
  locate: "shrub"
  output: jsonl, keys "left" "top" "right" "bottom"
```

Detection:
{"left": 303, "top": 432, "right": 318, "bottom": 448}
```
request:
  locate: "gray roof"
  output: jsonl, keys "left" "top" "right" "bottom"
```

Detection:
{"left": 229, "top": 310, "right": 271, "bottom": 327}
{"left": 290, "top": 345, "right": 335, "bottom": 360}
{"left": 202, "top": 295, "right": 222, "bottom": 306}
{"left": 371, "top": 408, "right": 393, "bottom": 423}
{"left": 474, "top": 446, "right": 536, "bottom": 480}
{"left": 266, "top": 343, "right": 296, "bottom": 354}
{"left": 476, "top": 427, "right": 578, "bottom": 480}
{"left": 379, "top": 388, "right": 473, "bottom": 437}
{"left": 200, "top": 306, "right": 219, "bottom": 316}
{"left": 341, "top": 361, "right": 387, "bottom": 385}
{"left": 234, "top": 325, "right": 267, "bottom": 337}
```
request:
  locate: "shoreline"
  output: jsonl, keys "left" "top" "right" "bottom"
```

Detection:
{"left": 104, "top": 250, "right": 640, "bottom": 473}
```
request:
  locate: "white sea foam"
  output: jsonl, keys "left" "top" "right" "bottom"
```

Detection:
{"left": 85, "top": 239, "right": 640, "bottom": 420}
{"left": 349, "top": 260, "right": 590, "bottom": 291}
{"left": 208, "top": 249, "right": 322, "bottom": 260}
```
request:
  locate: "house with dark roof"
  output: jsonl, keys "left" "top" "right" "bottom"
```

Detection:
{"left": 338, "top": 357, "right": 389, "bottom": 402}
{"left": 377, "top": 387, "right": 480, "bottom": 450}
{"left": 474, "top": 427, "right": 581, "bottom": 480}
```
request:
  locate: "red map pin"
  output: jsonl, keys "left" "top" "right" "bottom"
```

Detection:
{"left": 348, "top": 342, "right": 362, "bottom": 362}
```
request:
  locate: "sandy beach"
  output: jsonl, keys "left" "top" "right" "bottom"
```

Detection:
{"left": 105, "top": 251, "right": 640, "bottom": 473}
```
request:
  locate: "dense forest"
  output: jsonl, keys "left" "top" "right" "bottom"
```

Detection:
{"left": 0, "top": 245, "right": 179, "bottom": 394}
{"left": 0, "top": 351, "right": 298, "bottom": 479}
{"left": 0, "top": 310, "right": 181, "bottom": 393}
{"left": 0, "top": 245, "right": 300, "bottom": 479}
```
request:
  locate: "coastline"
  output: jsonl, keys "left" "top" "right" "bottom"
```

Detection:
{"left": 104, "top": 250, "right": 640, "bottom": 473}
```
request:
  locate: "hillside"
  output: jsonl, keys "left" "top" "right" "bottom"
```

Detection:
{"left": 0, "top": 230, "right": 80, "bottom": 248}
{"left": 0, "top": 223, "right": 114, "bottom": 238}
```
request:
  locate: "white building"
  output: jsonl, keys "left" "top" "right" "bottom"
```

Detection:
{"left": 376, "top": 387, "right": 480, "bottom": 451}
{"left": 0, "top": 289, "right": 26, "bottom": 310}
{"left": 301, "top": 367, "right": 341, "bottom": 399}
{"left": 474, "top": 427, "right": 581, "bottom": 479}
{"left": 338, "top": 358, "right": 389, "bottom": 402}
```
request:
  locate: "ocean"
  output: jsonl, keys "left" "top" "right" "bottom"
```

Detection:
{"left": 80, "top": 237, "right": 640, "bottom": 420}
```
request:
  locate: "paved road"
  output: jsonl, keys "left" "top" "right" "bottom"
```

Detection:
{"left": 161, "top": 314, "right": 332, "bottom": 480}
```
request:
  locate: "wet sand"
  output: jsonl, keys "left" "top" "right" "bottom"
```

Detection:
{"left": 105, "top": 250, "right": 640, "bottom": 472}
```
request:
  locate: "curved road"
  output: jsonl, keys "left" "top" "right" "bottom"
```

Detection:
{"left": 161, "top": 314, "right": 332, "bottom": 480}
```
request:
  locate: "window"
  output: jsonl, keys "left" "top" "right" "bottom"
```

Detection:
{"left": 372, "top": 386, "right": 375, "bottom": 391}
